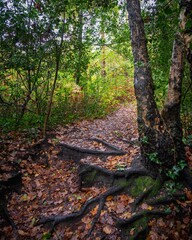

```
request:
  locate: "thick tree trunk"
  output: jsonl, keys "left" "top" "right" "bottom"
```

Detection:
{"left": 126, "top": 0, "right": 192, "bottom": 177}
{"left": 126, "top": 0, "right": 174, "bottom": 176}
{"left": 161, "top": 33, "right": 185, "bottom": 162}
{"left": 162, "top": 0, "right": 192, "bottom": 162}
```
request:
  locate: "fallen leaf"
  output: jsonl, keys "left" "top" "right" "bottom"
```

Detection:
{"left": 21, "top": 194, "right": 29, "bottom": 202}
{"left": 116, "top": 202, "right": 126, "bottom": 214}
{"left": 18, "top": 230, "right": 27, "bottom": 236}
{"left": 103, "top": 225, "right": 112, "bottom": 234}
{"left": 106, "top": 195, "right": 113, "bottom": 201}
{"left": 90, "top": 206, "right": 98, "bottom": 216}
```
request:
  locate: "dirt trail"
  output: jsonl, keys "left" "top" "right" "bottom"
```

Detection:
{"left": 58, "top": 103, "right": 138, "bottom": 144}
{"left": 1, "top": 103, "right": 140, "bottom": 239}
{"left": 55, "top": 103, "right": 139, "bottom": 169}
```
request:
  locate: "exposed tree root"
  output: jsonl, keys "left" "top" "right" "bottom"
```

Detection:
{"left": 131, "top": 225, "right": 149, "bottom": 240}
{"left": 146, "top": 193, "right": 185, "bottom": 206}
{"left": 32, "top": 139, "right": 191, "bottom": 238}
{"left": 117, "top": 137, "right": 140, "bottom": 146}
{"left": 116, "top": 209, "right": 169, "bottom": 239}
{"left": 131, "top": 178, "right": 163, "bottom": 212}
{"left": 117, "top": 210, "right": 169, "bottom": 227}
{"left": 78, "top": 163, "right": 149, "bottom": 188}
{"left": 57, "top": 142, "right": 126, "bottom": 162}
{"left": 132, "top": 186, "right": 154, "bottom": 212}
{"left": 36, "top": 185, "right": 124, "bottom": 236}
{"left": 89, "top": 137, "right": 125, "bottom": 152}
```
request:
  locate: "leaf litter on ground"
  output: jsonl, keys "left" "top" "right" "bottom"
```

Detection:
{"left": 0, "top": 103, "right": 192, "bottom": 239}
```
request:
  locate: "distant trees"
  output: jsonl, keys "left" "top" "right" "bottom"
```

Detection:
{"left": 0, "top": 0, "right": 131, "bottom": 132}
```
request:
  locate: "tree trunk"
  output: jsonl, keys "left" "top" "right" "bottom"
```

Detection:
{"left": 126, "top": 0, "right": 171, "bottom": 176}
{"left": 162, "top": 0, "right": 192, "bottom": 162}
{"left": 161, "top": 33, "right": 185, "bottom": 162}
{"left": 126, "top": 0, "right": 192, "bottom": 177}
{"left": 43, "top": 15, "right": 65, "bottom": 137}
{"left": 75, "top": 10, "right": 83, "bottom": 85}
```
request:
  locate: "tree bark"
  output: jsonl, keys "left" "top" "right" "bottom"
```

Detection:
{"left": 126, "top": 0, "right": 192, "bottom": 176}
{"left": 162, "top": 0, "right": 192, "bottom": 162}
{"left": 43, "top": 15, "right": 65, "bottom": 137}
{"left": 126, "top": 0, "right": 174, "bottom": 176}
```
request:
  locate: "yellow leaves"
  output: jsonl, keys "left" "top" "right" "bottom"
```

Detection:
{"left": 20, "top": 193, "right": 37, "bottom": 202}
{"left": 20, "top": 194, "right": 29, "bottom": 202}
{"left": 141, "top": 203, "right": 153, "bottom": 211}
{"left": 103, "top": 225, "right": 113, "bottom": 234}
{"left": 148, "top": 206, "right": 153, "bottom": 211}
{"left": 90, "top": 206, "right": 99, "bottom": 216}
{"left": 106, "top": 195, "right": 113, "bottom": 201}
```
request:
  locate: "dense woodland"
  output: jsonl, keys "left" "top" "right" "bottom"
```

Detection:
{"left": 0, "top": 0, "right": 192, "bottom": 239}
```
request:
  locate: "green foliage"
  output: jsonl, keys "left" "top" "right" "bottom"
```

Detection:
{"left": 148, "top": 152, "right": 161, "bottom": 164}
{"left": 116, "top": 163, "right": 127, "bottom": 171}
{"left": 144, "top": 0, "right": 179, "bottom": 108}
{"left": 166, "top": 160, "right": 187, "bottom": 180}
{"left": 165, "top": 181, "right": 184, "bottom": 195}
{"left": 0, "top": 0, "right": 133, "bottom": 132}
{"left": 183, "top": 135, "right": 192, "bottom": 147}
{"left": 141, "top": 136, "right": 149, "bottom": 144}
{"left": 41, "top": 232, "right": 52, "bottom": 240}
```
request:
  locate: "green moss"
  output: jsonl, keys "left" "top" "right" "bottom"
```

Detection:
{"left": 84, "top": 170, "right": 97, "bottom": 184}
{"left": 115, "top": 178, "right": 129, "bottom": 188}
{"left": 122, "top": 214, "right": 149, "bottom": 240}
{"left": 129, "top": 176, "right": 154, "bottom": 198}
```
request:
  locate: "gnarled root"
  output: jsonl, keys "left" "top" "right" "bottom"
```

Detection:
{"left": 36, "top": 185, "right": 124, "bottom": 237}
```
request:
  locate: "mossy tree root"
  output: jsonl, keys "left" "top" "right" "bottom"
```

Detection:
{"left": 117, "top": 210, "right": 169, "bottom": 227}
{"left": 146, "top": 193, "right": 186, "bottom": 206}
{"left": 78, "top": 163, "right": 149, "bottom": 188}
{"left": 31, "top": 139, "right": 192, "bottom": 238}
{"left": 36, "top": 163, "right": 154, "bottom": 237}
{"left": 131, "top": 178, "right": 164, "bottom": 212}
{"left": 117, "top": 210, "right": 169, "bottom": 240}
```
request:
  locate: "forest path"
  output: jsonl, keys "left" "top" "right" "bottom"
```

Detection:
{"left": 1, "top": 102, "right": 141, "bottom": 239}
{"left": 55, "top": 102, "right": 139, "bottom": 170}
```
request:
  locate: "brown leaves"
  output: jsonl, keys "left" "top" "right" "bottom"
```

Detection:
{"left": 2, "top": 105, "right": 192, "bottom": 240}
{"left": 105, "top": 194, "right": 134, "bottom": 219}
{"left": 185, "top": 146, "right": 192, "bottom": 168}
{"left": 184, "top": 188, "right": 192, "bottom": 201}
{"left": 103, "top": 225, "right": 114, "bottom": 234}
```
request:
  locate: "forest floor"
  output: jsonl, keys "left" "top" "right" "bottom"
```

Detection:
{"left": 0, "top": 102, "right": 192, "bottom": 240}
